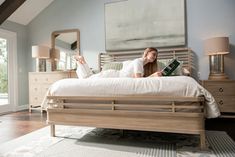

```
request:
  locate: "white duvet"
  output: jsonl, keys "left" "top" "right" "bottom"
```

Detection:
{"left": 44, "top": 76, "right": 220, "bottom": 118}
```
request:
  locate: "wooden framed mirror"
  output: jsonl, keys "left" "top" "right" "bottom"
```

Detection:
{"left": 50, "top": 29, "right": 80, "bottom": 71}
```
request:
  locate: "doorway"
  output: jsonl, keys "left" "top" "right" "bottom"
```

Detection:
{"left": 0, "top": 29, "right": 17, "bottom": 114}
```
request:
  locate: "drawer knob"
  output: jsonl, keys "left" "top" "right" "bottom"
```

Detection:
{"left": 219, "top": 100, "right": 223, "bottom": 105}
{"left": 219, "top": 88, "right": 223, "bottom": 92}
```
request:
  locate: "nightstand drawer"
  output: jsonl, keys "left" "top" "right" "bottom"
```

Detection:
{"left": 215, "top": 96, "right": 235, "bottom": 112}
{"left": 204, "top": 84, "right": 235, "bottom": 96}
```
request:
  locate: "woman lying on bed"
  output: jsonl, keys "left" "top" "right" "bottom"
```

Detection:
{"left": 75, "top": 47, "right": 163, "bottom": 79}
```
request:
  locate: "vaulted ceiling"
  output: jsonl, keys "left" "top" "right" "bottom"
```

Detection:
{"left": 0, "top": 0, "right": 26, "bottom": 25}
{"left": 0, "top": 0, "right": 54, "bottom": 25}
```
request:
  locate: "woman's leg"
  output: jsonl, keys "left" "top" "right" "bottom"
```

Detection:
{"left": 75, "top": 56, "right": 93, "bottom": 78}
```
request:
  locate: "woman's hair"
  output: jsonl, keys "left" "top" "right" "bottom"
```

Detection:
{"left": 143, "top": 47, "right": 158, "bottom": 77}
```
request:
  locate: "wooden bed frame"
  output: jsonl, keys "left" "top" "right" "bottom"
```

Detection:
{"left": 47, "top": 47, "right": 206, "bottom": 149}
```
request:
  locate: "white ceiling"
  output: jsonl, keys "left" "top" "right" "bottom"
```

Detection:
{"left": 0, "top": 0, "right": 5, "bottom": 5}
{"left": 7, "top": 0, "right": 54, "bottom": 25}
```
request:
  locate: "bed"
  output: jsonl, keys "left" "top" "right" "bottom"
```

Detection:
{"left": 46, "top": 48, "right": 220, "bottom": 150}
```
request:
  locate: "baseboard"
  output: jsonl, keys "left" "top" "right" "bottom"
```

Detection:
{"left": 0, "top": 105, "right": 28, "bottom": 116}
{"left": 15, "top": 104, "right": 28, "bottom": 111}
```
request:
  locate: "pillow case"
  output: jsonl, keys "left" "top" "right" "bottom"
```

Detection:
{"left": 102, "top": 62, "right": 123, "bottom": 71}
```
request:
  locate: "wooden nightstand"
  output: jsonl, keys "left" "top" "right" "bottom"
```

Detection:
{"left": 28, "top": 71, "right": 77, "bottom": 112}
{"left": 201, "top": 80, "right": 235, "bottom": 117}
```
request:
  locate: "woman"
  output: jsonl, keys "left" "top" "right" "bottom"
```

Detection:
{"left": 75, "top": 47, "right": 162, "bottom": 79}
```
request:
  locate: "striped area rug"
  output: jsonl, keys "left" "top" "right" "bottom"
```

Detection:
{"left": 207, "top": 131, "right": 235, "bottom": 157}
{"left": 0, "top": 126, "right": 235, "bottom": 157}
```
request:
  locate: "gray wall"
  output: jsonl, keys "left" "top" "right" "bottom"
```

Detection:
{"left": 28, "top": 0, "right": 235, "bottom": 80}
{"left": 187, "top": 0, "right": 235, "bottom": 79}
{"left": 0, "top": 20, "right": 29, "bottom": 107}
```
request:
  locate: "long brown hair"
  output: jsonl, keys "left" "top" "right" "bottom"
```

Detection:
{"left": 143, "top": 47, "right": 158, "bottom": 77}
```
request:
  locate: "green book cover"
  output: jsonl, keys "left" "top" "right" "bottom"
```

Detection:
{"left": 161, "top": 59, "right": 180, "bottom": 76}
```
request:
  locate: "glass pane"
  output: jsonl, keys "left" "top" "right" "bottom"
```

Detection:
{"left": 58, "top": 51, "right": 66, "bottom": 70}
{"left": 0, "top": 37, "right": 8, "bottom": 105}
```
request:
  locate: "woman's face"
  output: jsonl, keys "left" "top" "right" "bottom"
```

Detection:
{"left": 146, "top": 50, "right": 157, "bottom": 62}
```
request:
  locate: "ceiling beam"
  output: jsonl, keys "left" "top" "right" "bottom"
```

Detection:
{"left": 0, "top": 0, "right": 26, "bottom": 25}
{"left": 71, "top": 41, "right": 77, "bottom": 50}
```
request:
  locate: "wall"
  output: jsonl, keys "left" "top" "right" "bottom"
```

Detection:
{"left": 187, "top": 0, "right": 235, "bottom": 79}
{"left": 28, "top": 0, "right": 235, "bottom": 80}
{"left": 0, "top": 20, "right": 28, "bottom": 108}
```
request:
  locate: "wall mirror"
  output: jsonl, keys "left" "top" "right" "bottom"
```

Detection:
{"left": 51, "top": 29, "right": 80, "bottom": 71}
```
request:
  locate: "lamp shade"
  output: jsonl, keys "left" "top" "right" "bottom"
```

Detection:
{"left": 32, "top": 45, "right": 50, "bottom": 58}
{"left": 204, "top": 37, "right": 229, "bottom": 55}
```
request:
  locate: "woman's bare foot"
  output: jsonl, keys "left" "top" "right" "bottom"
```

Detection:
{"left": 75, "top": 55, "right": 86, "bottom": 64}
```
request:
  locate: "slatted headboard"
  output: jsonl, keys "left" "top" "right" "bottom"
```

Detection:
{"left": 98, "top": 47, "right": 194, "bottom": 75}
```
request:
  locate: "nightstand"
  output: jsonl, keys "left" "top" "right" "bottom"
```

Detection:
{"left": 201, "top": 80, "right": 235, "bottom": 117}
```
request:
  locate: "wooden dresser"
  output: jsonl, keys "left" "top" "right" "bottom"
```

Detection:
{"left": 28, "top": 71, "right": 77, "bottom": 112}
{"left": 201, "top": 80, "right": 235, "bottom": 117}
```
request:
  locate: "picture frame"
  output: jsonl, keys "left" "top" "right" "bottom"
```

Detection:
{"left": 105, "top": 0, "right": 186, "bottom": 52}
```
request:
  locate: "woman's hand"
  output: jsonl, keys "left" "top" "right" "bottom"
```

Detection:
{"left": 149, "top": 71, "right": 162, "bottom": 77}
{"left": 133, "top": 73, "right": 142, "bottom": 78}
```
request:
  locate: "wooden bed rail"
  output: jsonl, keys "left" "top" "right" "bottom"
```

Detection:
{"left": 47, "top": 94, "right": 206, "bottom": 149}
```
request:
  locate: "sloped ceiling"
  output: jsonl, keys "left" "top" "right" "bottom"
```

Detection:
{"left": 7, "top": 0, "right": 54, "bottom": 25}
{"left": 0, "top": 0, "right": 5, "bottom": 6}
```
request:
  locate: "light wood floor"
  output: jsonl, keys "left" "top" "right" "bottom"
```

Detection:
{"left": 0, "top": 110, "right": 47, "bottom": 145}
{"left": 0, "top": 110, "right": 235, "bottom": 146}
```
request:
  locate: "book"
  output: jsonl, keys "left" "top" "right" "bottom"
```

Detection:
{"left": 161, "top": 59, "right": 180, "bottom": 76}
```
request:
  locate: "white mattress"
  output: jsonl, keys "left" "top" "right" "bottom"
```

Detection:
{"left": 45, "top": 76, "right": 220, "bottom": 118}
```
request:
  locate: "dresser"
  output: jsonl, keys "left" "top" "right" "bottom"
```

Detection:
{"left": 201, "top": 80, "right": 235, "bottom": 117}
{"left": 28, "top": 71, "right": 77, "bottom": 112}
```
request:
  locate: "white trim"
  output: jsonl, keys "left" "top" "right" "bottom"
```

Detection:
{"left": 0, "top": 28, "right": 18, "bottom": 113}
{"left": 15, "top": 104, "right": 28, "bottom": 111}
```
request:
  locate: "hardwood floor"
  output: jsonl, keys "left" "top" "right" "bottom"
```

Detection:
{"left": 0, "top": 110, "right": 235, "bottom": 146}
{"left": 0, "top": 110, "right": 47, "bottom": 145}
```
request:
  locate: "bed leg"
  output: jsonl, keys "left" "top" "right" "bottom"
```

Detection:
{"left": 51, "top": 124, "right": 55, "bottom": 137}
{"left": 200, "top": 131, "right": 206, "bottom": 150}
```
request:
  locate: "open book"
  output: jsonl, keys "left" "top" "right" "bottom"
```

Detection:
{"left": 161, "top": 59, "right": 180, "bottom": 76}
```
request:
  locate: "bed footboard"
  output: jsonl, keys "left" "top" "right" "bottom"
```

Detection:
{"left": 47, "top": 95, "right": 206, "bottom": 149}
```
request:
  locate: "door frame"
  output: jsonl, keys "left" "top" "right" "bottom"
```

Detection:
{"left": 0, "top": 28, "right": 18, "bottom": 114}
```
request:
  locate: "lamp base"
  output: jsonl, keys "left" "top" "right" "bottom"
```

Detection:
{"left": 209, "top": 73, "right": 229, "bottom": 80}
{"left": 36, "top": 58, "right": 47, "bottom": 72}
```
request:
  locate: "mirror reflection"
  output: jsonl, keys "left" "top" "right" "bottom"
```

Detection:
{"left": 51, "top": 29, "right": 80, "bottom": 71}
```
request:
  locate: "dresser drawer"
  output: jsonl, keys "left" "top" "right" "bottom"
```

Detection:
{"left": 204, "top": 83, "right": 235, "bottom": 96}
{"left": 28, "top": 71, "right": 75, "bottom": 112}
{"left": 41, "top": 84, "right": 50, "bottom": 95}
{"left": 29, "top": 95, "right": 41, "bottom": 104}
{"left": 29, "top": 84, "right": 41, "bottom": 93}
{"left": 29, "top": 75, "right": 42, "bottom": 84}
{"left": 215, "top": 96, "right": 235, "bottom": 113}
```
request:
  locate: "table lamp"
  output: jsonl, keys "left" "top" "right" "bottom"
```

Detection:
{"left": 32, "top": 45, "right": 50, "bottom": 72}
{"left": 204, "top": 37, "right": 230, "bottom": 80}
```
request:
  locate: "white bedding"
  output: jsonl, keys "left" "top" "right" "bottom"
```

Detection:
{"left": 44, "top": 76, "right": 220, "bottom": 118}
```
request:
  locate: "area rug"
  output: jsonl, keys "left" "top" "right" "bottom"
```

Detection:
{"left": 0, "top": 125, "right": 235, "bottom": 157}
